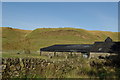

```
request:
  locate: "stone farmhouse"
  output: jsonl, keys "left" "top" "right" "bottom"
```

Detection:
{"left": 40, "top": 37, "right": 120, "bottom": 59}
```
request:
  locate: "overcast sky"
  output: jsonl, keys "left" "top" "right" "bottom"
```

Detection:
{"left": 2, "top": 2, "right": 118, "bottom": 32}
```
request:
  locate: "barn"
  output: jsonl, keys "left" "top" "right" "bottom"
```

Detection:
{"left": 90, "top": 37, "right": 120, "bottom": 58}
{"left": 40, "top": 37, "right": 120, "bottom": 58}
{"left": 91, "top": 37, "right": 118, "bottom": 53}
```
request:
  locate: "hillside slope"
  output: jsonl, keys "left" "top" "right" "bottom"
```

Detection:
{"left": 2, "top": 27, "right": 32, "bottom": 51}
{"left": 2, "top": 27, "right": 119, "bottom": 51}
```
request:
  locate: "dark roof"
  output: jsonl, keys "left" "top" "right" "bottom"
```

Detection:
{"left": 40, "top": 44, "right": 93, "bottom": 52}
{"left": 91, "top": 42, "right": 120, "bottom": 53}
{"left": 91, "top": 42, "right": 114, "bottom": 53}
{"left": 40, "top": 37, "right": 120, "bottom": 53}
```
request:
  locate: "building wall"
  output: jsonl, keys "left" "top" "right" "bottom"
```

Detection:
{"left": 40, "top": 51, "right": 118, "bottom": 59}
{"left": 40, "top": 51, "right": 83, "bottom": 58}
{"left": 89, "top": 52, "right": 111, "bottom": 59}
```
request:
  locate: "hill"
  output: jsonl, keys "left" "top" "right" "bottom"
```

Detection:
{"left": 1, "top": 27, "right": 32, "bottom": 51}
{"left": 2, "top": 27, "right": 119, "bottom": 51}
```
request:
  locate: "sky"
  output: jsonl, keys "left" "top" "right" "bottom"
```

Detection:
{"left": 1, "top": 0, "right": 120, "bottom": 2}
{"left": 2, "top": 2, "right": 118, "bottom": 32}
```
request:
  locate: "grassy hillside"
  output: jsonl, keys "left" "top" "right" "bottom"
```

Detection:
{"left": 2, "top": 27, "right": 32, "bottom": 51}
{"left": 2, "top": 27, "right": 119, "bottom": 51}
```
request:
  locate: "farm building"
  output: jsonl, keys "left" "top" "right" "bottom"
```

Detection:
{"left": 90, "top": 37, "right": 120, "bottom": 58}
{"left": 40, "top": 37, "right": 120, "bottom": 58}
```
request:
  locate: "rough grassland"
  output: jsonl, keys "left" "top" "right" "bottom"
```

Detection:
{"left": 2, "top": 27, "right": 119, "bottom": 51}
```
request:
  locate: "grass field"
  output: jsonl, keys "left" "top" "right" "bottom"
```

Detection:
{"left": 2, "top": 27, "right": 119, "bottom": 51}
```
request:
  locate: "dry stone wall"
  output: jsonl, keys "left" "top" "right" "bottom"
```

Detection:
{"left": 2, "top": 58, "right": 55, "bottom": 78}
{"left": 2, "top": 55, "right": 116, "bottom": 78}
{"left": 2, "top": 58, "right": 78, "bottom": 78}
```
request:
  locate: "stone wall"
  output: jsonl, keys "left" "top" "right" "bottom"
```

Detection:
{"left": 2, "top": 58, "right": 54, "bottom": 78}
{"left": 40, "top": 51, "right": 82, "bottom": 58}
{"left": 2, "top": 56, "right": 119, "bottom": 78}
{"left": 1, "top": 57, "right": 89, "bottom": 78}
{"left": 90, "top": 52, "right": 112, "bottom": 59}
{"left": 40, "top": 51, "right": 115, "bottom": 59}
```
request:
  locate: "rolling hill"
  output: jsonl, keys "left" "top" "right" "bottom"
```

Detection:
{"left": 1, "top": 27, "right": 32, "bottom": 51}
{"left": 1, "top": 27, "right": 119, "bottom": 51}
